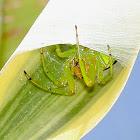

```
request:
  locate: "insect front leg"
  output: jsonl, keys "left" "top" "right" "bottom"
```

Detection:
{"left": 75, "top": 25, "right": 94, "bottom": 87}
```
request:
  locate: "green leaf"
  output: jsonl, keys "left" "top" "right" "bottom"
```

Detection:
{"left": 0, "top": 45, "right": 138, "bottom": 139}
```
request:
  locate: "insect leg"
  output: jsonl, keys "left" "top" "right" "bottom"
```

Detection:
{"left": 24, "top": 70, "right": 73, "bottom": 96}
{"left": 60, "top": 72, "right": 67, "bottom": 86}
{"left": 85, "top": 57, "right": 96, "bottom": 86}
{"left": 107, "top": 45, "right": 113, "bottom": 76}
{"left": 98, "top": 72, "right": 112, "bottom": 85}
{"left": 63, "top": 56, "right": 76, "bottom": 95}
{"left": 41, "top": 48, "right": 63, "bottom": 87}
{"left": 56, "top": 45, "right": 76, "bottom": 57}
{"left": 75, "top": 25, "right": 93, "bottom": 87}
{"left": 59, "top": 57, "right": 75, "bottom": 86}
{"left": 95, "top": 51, "right": 104, "bottom": 82}
{"left": 96, "top": 45, "right": 113, "bottom": 85}
{"left": 97, "top": 53, "right": 109, "bottom": 69}
{"left": 70, "top": 59, "right": 75, "bottom": 75}
{"left": 98, "top": 45, "right": 114, "bottom": 71}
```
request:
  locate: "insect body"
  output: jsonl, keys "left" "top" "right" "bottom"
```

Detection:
{"left": 24, "top": 25, "right": 114, "bottom": 96}
{"left": 74, "top": 60, "right": 83, "bottom": 79}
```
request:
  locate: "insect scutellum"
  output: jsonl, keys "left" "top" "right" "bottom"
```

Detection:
{"left": 24, "top": 25, "right": 114, "bottom": 96}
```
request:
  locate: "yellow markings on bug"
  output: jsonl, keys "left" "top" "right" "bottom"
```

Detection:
{"left": 24, "top": 70, "right": 31, "bottom": 80}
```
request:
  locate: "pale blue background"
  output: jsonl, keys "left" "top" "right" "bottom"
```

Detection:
{"left": 82, "top": 52, "right": 140, "bottom": 140}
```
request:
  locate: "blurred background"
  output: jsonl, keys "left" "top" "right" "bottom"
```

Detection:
{"left": 0, "top": 0, "right": 139, "bottom": 139}
{"left": 0, "top": 0, "right": 49, "bottom": 69}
